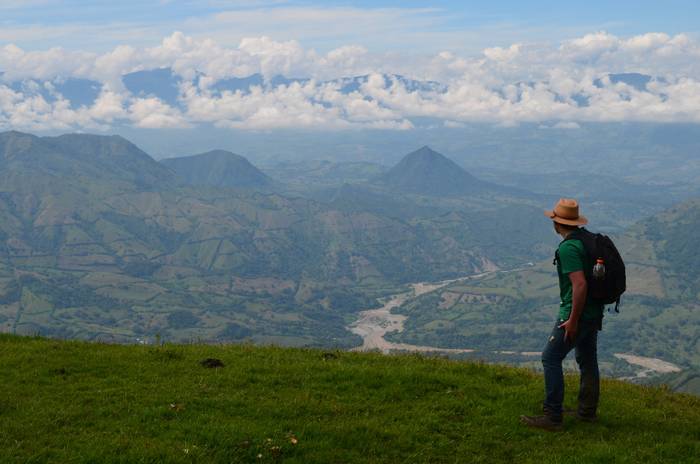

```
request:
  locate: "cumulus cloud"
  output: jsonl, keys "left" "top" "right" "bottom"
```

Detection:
{"left": 1, "top": 31, "right": 700, "bottom": 131}
{"left": 0, "top": 44, "right": 95, "bottom": 81}
{"left": 128, "top": 97, "right": 190, "bottom": 129}
{"left": 483, "top": 44, "right": 522, "bottom": 62}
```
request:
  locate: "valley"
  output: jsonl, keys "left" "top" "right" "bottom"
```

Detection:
{"left": 0, "top": 129, "right": 697, "bottom": 392}
{"left": 0, "top": 131, "right": 552, "bottom": 348}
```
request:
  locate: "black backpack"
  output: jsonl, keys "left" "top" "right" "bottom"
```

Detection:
{"left": 562, "top": 228, "right": 626, "bottom": 312}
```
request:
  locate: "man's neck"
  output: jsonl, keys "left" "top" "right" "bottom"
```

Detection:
{"left": 559, "top": 228, "right": 578, "bottom": 239}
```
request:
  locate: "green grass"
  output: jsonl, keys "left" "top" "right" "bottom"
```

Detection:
{"left": 1, "top": 335, "right": 699, "bottom": 464}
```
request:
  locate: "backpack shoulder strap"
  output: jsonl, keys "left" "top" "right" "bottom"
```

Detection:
{"left": 566, "top": 228, "right": 597, "bottom": 253}
{"left": 564, "top": 227, "right": 590, "bottom": 242}
{"left": 560, "top": 228, "right": 597, "bottom": 278}
{"left": 554, "top": 228, "right": 583, "bottom": 265}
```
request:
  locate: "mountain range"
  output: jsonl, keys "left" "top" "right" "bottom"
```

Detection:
{"left": 1, "top": 70, "right": 654, "bottom": 111}
{"left": 0, "top": 131, "right": 551, "bottom": 346}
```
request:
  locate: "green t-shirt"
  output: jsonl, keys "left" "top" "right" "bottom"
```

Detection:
{"left": 556, "top": 238, "right": 604, "bottom": 321}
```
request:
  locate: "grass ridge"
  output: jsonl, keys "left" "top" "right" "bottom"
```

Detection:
{"left": 1, "top": 334, "right": 698, "bottom": 463}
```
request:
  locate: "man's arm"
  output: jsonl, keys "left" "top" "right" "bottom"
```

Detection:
{"left": 559, "top": 270, "right": 587, "bottom": 342}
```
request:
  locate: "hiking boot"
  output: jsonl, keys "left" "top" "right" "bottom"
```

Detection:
{"left": 519, "top": 415, "right": 563, "bottom": 432}
{"left": 576, "top": 413, "right": 597, "bottom": 423}
{"left": 560, "top": 407, "right": 597, "bottom": 422}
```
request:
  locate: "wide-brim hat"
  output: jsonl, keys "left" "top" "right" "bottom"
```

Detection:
{"left": 544, "top": 198, "right": 588, "bottom": 226}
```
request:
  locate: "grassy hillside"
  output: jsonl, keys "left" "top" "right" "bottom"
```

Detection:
{"left": 1, "top": 335, "right": 698, "bottom": 463}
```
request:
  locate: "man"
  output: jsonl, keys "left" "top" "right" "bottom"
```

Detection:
{"left": 520, "top": 198, "right": 604, "bottom": 431}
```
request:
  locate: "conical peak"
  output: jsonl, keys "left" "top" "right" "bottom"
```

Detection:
{"left": 409, "top": 145, "right": 440, "bottom": 158}
{"left": 398, "top": 146, "right": 457, "bottom": 169}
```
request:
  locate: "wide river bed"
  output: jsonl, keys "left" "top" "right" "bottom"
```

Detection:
{"left": 346, "top": 270, "right": 683, "bottom": 378}
{"left": 347, "top": 271, "right": 493, "bottom": 355}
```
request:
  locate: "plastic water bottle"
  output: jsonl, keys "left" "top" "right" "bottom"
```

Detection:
{"left": 592, "top": 258, "right": 606, "bottom": 279}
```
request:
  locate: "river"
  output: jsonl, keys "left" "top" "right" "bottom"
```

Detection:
{"left": 347, "top": 271, "right": 494, "bottom": 354}
{"left": 346, "top": 268, "right": 684, "bottom": 379}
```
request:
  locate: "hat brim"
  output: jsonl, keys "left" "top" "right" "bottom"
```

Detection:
{"left": 544, "top": 210, "right": 588, "bottom": 226}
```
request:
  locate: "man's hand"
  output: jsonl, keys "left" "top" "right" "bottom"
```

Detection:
{"left": 558, "top": 318, "right": 578, "bottom": 342}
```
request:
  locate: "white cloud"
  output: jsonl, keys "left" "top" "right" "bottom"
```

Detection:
{"left": 0, "top": 44, "right": 95, "bottom": 81}
{"left": 1, "top": 31, "right": 700, "bottom": 132}
{"left": 89, "top": 91, "right": 128, "bottom": 122}
{"left": 483, "top": 44, "right": 521, "bottom": 62}
{"left": 128, "top": 97, "right": 190, "bottom": 129}
{"left": 561, "top": 31, "right": 620, "bottom": 60}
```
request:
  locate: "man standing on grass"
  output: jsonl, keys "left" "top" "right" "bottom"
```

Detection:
{"left": 520, "top": 198, "right": 603, "bottom": 431}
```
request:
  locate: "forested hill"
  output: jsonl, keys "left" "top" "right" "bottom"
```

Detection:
{"left": 627, "top": 198, "right": 700, "bottom": 299}
{"left": 0, "top": 334, "right": 698, "bottom": 463}
{"left": 0, "top": 131, "right": 552, "bottom": 346}
{"left": 161, "top": 150, "right": 273, "bottom": 189}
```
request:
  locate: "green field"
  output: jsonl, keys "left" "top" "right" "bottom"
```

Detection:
{"left": 1, "top": 335, "right": 699, "bottom": 463}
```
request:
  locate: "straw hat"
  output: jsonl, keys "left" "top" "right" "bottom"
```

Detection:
{"left": 544, "top": 198, "right": 588, "bottom": 226}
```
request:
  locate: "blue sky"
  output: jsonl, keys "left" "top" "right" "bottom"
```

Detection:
{"left": 2, "top": 0, "right": 699, "bottom": 53}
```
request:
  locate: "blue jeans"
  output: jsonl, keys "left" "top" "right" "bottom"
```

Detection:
{"left": 541, "top": 318, "right": 600, "bottom": 422}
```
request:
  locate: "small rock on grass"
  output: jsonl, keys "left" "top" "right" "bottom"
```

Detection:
{"left": 199, "top": 358, "right": 225, "bottom": 368}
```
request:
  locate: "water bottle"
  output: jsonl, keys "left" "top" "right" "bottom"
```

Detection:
{"left": 592, "top": 258, "right": 606, "bottom": 279}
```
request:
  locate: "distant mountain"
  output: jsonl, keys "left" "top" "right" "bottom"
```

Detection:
{"left": 122, "top": 68, "right": 181, "bottom": 106}
{"left": 122, "top": 68, "right": 446, "bottom": 98}
{"left": 2, "top": 78, "right": 103, "bottom": 109}
{"left": 594, "top": 73, "right": 654, "bottom": 91}
{"left": 212, "top": 74, "right": 311, "bottom": 96}
{"left": 0, "top": 69, "right": 444, "bottom": 109}
{"left": 378, "top": 146, "right": 490, "bottom": 196}
{"left": 161, "top": 150, "right": 272, "bottom": 189}
{"left": 4, "top": 70, "right": 665, "bottom": 116}
{"left": 0, "top": 131, "right": 175, "bottom": 190}
{"left": 333, "top": 74, "right": 446, "bottom": 94}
